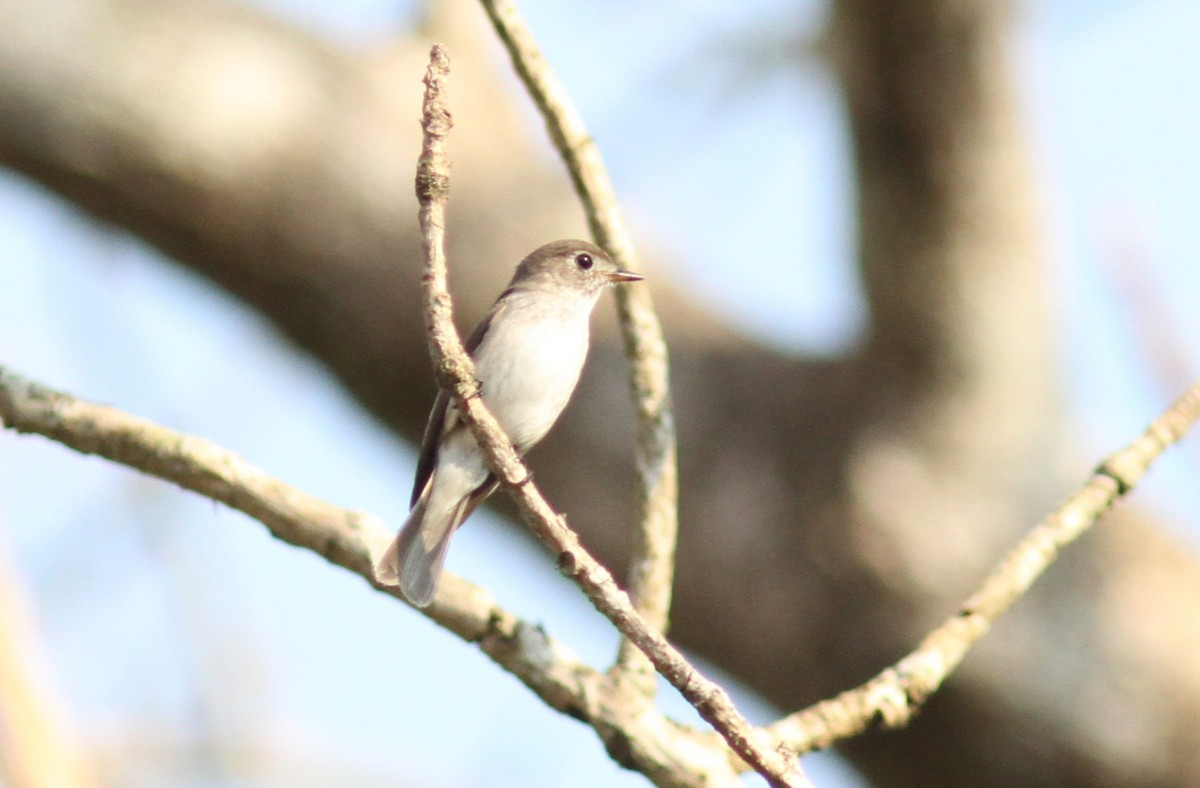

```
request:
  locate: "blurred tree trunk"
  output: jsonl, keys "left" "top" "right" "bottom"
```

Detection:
{"left": 2, "top": 0, "right": 1199, "bottom": 785}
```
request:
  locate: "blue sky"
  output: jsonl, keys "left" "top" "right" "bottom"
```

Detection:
{"left": 1, "top": 1, "right": 1198, "bottom": 785}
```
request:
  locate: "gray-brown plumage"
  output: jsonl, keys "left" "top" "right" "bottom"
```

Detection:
{"left": 375, "top": 240, "right": 643, "bottom": 606}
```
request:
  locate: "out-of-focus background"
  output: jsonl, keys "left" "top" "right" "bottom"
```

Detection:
{"left": 1, "top": 1, "right": 1199, "bottom": 786}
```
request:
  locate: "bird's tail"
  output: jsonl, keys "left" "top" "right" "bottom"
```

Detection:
{"left": 374, "top": 494, "right": 466, "bottom": 607}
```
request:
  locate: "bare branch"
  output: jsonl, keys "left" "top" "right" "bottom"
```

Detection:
{"left": 765, "top": 380, "right": 1200, "bottom": 755}
{"left": 0, "top": 366, "right": 547, "bottom": 680}
{"left": 414, "top": 45, "right": 457, "bottom": 384}
{"left": 0, "top": 363, "right": 742, "bottom": 785}
{"left": 411, "top": 45, "right": 805, "bottom": 788}
{"left": 477, "top": 0, "right": 680, "bottom": 692}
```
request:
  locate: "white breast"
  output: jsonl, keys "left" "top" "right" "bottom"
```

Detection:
{"left": 470, "top": 291, "right": 595, "bottom": 450}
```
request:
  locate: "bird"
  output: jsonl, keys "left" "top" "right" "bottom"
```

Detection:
{"left": 375, "top": 239, "right": 643, "bottom": 607}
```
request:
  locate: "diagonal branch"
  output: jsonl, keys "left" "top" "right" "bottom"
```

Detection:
{"left": 478, "top": 0, "right": 680, "bottom": 692}
{"left": 0, "top": 363, "right": 740, "bottom": 786}
{"left": 0, "top": 366, "right": 561, "bottom": 693}
{"left": 412, "top": 45, "right": 805, "bottom": 788}
{"left": 763, "top": 380, "right": 1200, "bottom": 757}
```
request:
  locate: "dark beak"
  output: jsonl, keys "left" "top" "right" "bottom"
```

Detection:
{"left": 606, "top": 269, "right": 644, "bottom": 283}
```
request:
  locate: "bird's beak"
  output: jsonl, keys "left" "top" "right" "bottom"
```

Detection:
{"left": 606, "top": 269, "right": 644, "bottom": 283}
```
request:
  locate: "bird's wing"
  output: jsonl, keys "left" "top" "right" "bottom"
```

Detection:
{"left": 409, "top": 300, "right": 505, "bottom": 508}
{"left": 464, "top": 299, "right": 501, "bottom": 356}
{"left": 411, "top": 389, "right": 449, "bottom": 508}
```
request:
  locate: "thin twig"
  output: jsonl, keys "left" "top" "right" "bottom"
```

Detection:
{"left": 765, "top": 381, "right": 1200, "bottom": 756}
{"left": 412, "top": 45, "right": 804, "bottom": 788}
{"left": 414, "top": 45, "right": 459, "bottom": 386}
{"left": 478, "top": 0, "right": 680, "bottom": 692}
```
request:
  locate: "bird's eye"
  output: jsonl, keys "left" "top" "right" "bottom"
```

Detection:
{"left": 574, "top": 253, "right": 594, "bottom": 270}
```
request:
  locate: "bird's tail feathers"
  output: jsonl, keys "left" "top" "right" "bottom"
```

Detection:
{"left": 374, "top": 494, "right": 466, "bottom": 608}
